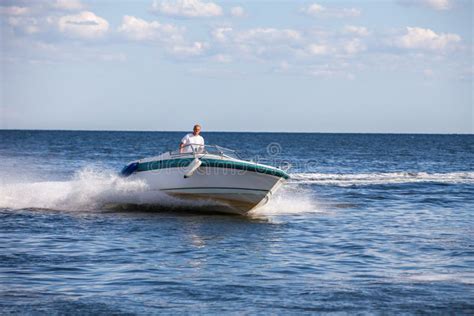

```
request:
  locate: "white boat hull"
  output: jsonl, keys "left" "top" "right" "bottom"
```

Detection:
{"left": 128, "top": 166, "right": 285, "bottom": 215}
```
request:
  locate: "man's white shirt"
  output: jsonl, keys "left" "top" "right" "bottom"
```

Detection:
{"left": 181, "top": 133, "right": 204, "bottom": 153}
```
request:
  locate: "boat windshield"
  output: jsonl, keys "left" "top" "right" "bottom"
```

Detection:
{"left": 169, "top": 144, "right": 240, "bottom": 159}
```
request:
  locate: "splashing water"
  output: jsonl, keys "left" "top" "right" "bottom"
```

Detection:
{"left": 0, "top": 167, "right": 318, "bottom": 215}
{"left": 0, "top": 167, "right": 209, "bottom": 211}
{"left": 251, "top": 185, "right": 321, "bottom": 216}
{"left": 0, "top": 167, "right": 152, "bottom": 211}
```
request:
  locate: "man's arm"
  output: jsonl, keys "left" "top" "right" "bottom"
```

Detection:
{"left": 179, "top": 135, "right": 188, "bottom": 153}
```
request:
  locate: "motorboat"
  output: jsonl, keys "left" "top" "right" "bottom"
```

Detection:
{"left": 120, "top": 144, "right": 289, "bottom": 215}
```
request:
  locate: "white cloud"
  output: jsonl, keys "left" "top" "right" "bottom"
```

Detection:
{"left": 210, "top": 25, "right": 374, "bottom": 61}
{"left": 343, "top": 25, "right": 369, "bottom": 37}
{"left": 118, "top": 15, "right": 206, "bottom": 58}
{"left": 423, "top": 0, "right": 453, "bottom": 10}
{"left": 52, "top": 0, "right": 84, "bottom": 11}
{"left": 117, "top": 15, "right": 183, "bottom": 42}
{"left": 230, "top": 6, "right": 245, "bottom": 17}
{"left": 6, "top": 13, "right": 62, "bottom": 36}
{"left": 58, "top": 11, "right": 109, "bottom": 39}
{"left": 211, "top": 27, "right": 303, "bottom": 61}
{"left": 302, "top": 3, "right": 361, "bottom": 18}
{"left": 278, "top": 61, "right": 291, "bottom": 71}
{"left": 7, "top": 16, "right": 45, "bottom": 34}
{"left": 212, "top": 27, "right": 233, "bottom": 42}
{"left": 234, "top": 28, "right": 301, "bottom": 44}
{"left": 214, "top": 54, "right": 232, "bottom": 63}
{"left": 0, "top": 6, "right": 32, "bottom": 16}
{"left": 398, "top": 0, "right": 453, "bottom": 11}
{"left": 169, "top": 41, "right": 208, "bottom": 57}
{"left": 423, "top": 68, "right": 434, "bottom": 77}
{"left": 3, "top": 4, "right": 110, "bottom": 41}
{"left": 343, "top": 38, "right": 366, "bottom": 54}
{"left": 394, "top": 27, "right": 461, "bottom": 51}
{"left": 3, "top": 4, "right": 108, "bottom": 40}
{"left": 306, "top": 38, "right": 366, "bottom": 57}
{"left": 307, "top": 43, "right": 329, "bottom": 55}
{"left": 151, "top": 0, "right": 223, "bottom": 17}
{"left": 305, "top": 3, "right": 325, "bottom": 15}
{"left": 0, "top": 1, "right": 84, "bottom": 15}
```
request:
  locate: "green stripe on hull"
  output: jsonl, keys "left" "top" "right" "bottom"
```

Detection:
{"left": 200, "top": 159, "right": 289, "bottom": 179}
{"left": 136, "top": 158, "right": 289, "bottom": 179}
{"left": 136, "top": 158, "right": 194, "bottom": 172}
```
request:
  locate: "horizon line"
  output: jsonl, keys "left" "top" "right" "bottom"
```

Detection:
{"left": 0, "top": 128, "right": 472, "bottom": 135}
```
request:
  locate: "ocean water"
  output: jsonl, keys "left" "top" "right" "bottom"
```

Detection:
{"left": 0, "top": 130, "right": 473, "bottom": 314}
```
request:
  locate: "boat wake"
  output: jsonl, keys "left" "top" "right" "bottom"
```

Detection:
{"left": 290, "top": 171, "right": 474, "bottom": 186}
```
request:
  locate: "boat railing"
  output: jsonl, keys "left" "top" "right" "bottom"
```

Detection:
{"left": 169, "top": 144, "right": 241, "bottom": 159}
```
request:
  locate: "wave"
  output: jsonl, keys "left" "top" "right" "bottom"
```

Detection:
{"left": 289, "top": 171, "right": 474, "bottom": 186}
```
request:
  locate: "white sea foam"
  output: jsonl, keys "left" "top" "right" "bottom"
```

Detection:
{"left": 406, "top": 273, "right": 474, "bottom": 285}
{"left": 0, "top": 167, "right": 195, "bottom": 211}
{"left": 289, "top": 171, "right": 474, "bottom": 186}
{"left": 251, "top": 185, "right": 321, "bottom": 216}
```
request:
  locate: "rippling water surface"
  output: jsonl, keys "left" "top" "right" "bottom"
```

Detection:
{"left": 1, "top": 131, "right": 473, "bottom": 314}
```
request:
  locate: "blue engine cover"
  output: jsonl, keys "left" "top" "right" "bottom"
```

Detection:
{"left": 120, "top": 162, "right": 139, "bottom": 177}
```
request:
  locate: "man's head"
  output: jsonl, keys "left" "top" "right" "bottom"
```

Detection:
{"left": 193, "top": 124, "right": 201, "bottom": 136}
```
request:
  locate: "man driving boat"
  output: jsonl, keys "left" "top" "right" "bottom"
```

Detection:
{"left": 180, "top": 124, "right": 205, "bottom": 153}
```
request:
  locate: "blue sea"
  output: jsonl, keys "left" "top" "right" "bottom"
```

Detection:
{"left": 1, "top": 130, "right": 473, "bottom": 314}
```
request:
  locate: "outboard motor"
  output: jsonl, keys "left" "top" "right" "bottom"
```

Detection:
{"left": 120, "top": 162, "right": 139, "bottom": 177}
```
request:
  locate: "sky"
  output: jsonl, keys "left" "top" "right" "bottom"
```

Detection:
{"left": 0, "top": 0, "right": 472, "bottom": 133}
